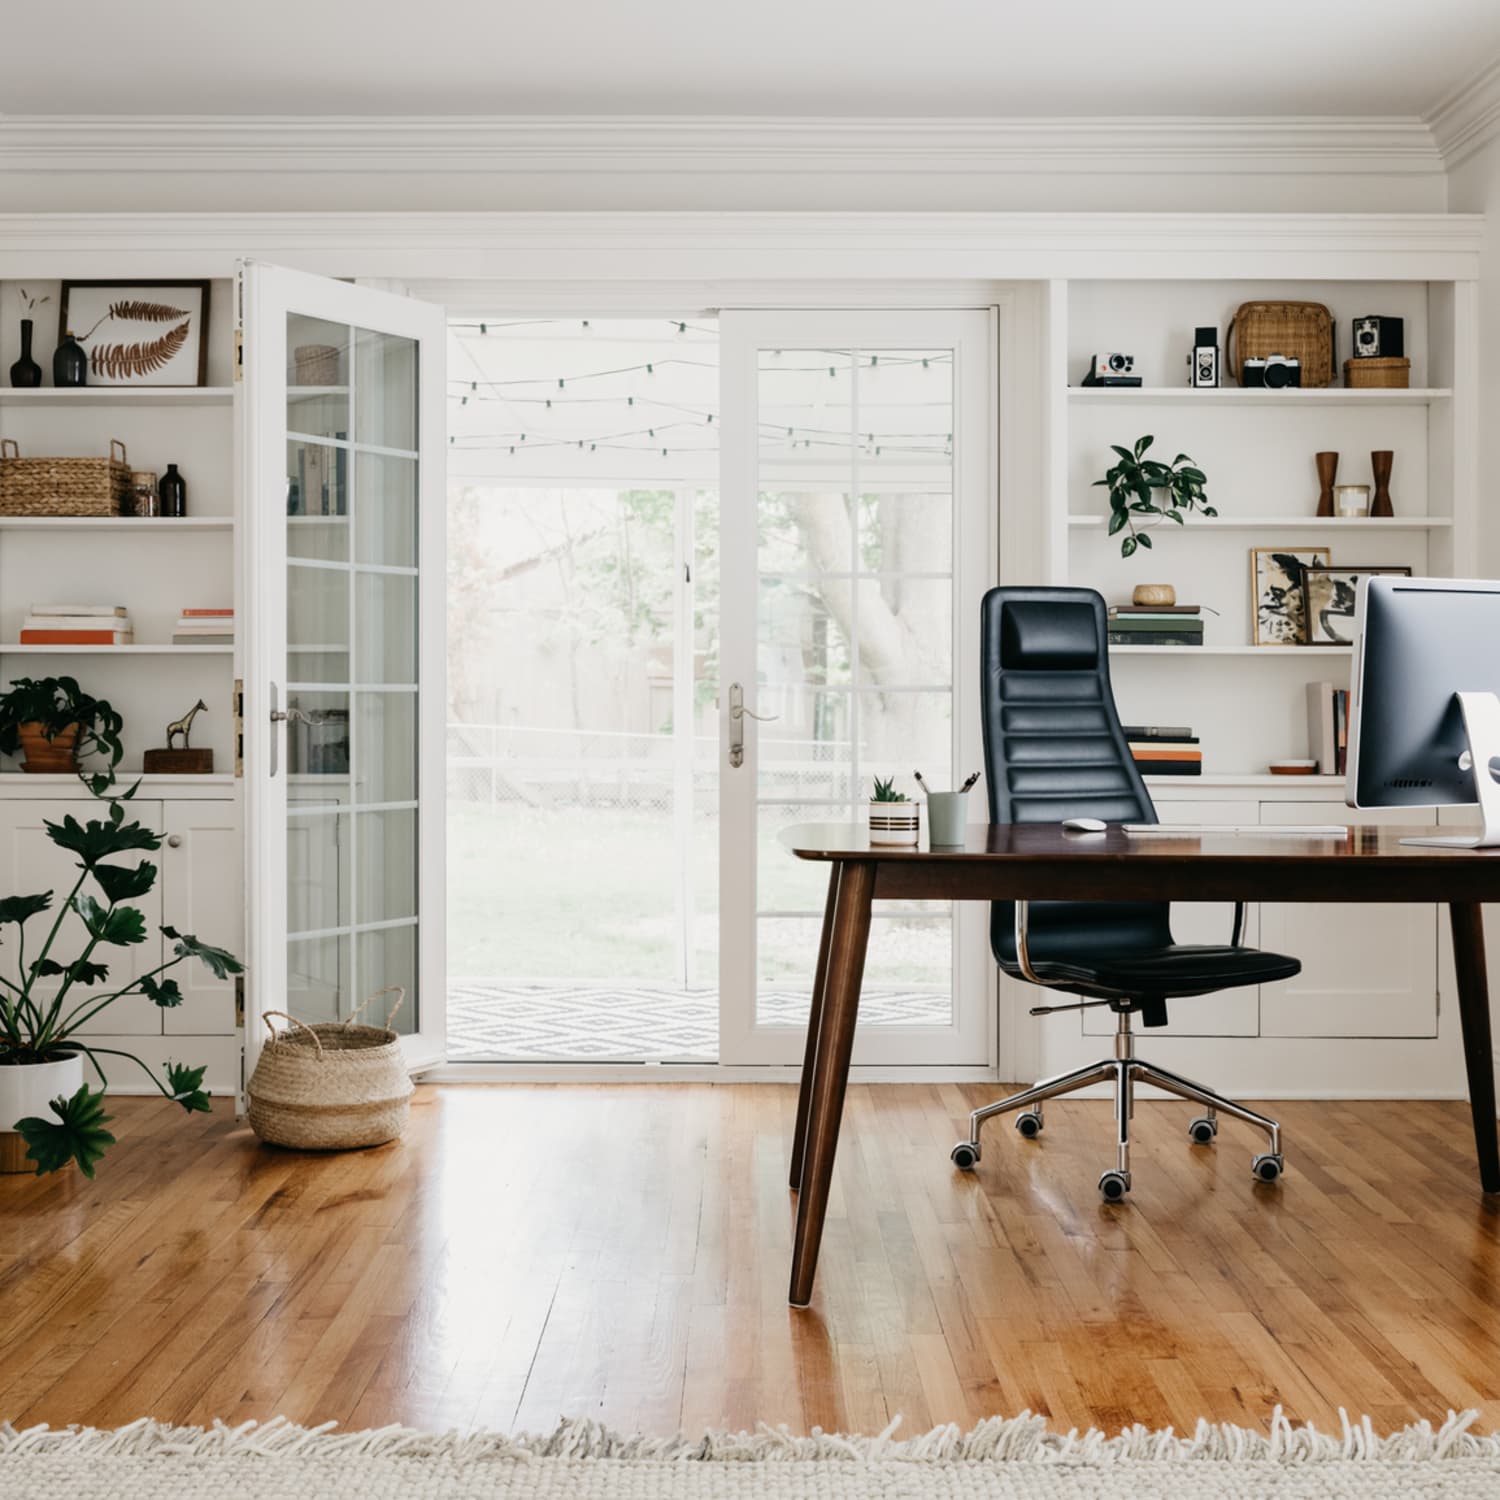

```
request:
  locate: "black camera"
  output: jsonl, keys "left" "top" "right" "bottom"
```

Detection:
{"left": 1352, "top": 316, "right": 1403, "bottom": 359}
{"left": 1241, "top": 353, "right": 1301, "bottom": 390}
{"left": 1081, "top": 352, "right": 1142, "bottom": 388}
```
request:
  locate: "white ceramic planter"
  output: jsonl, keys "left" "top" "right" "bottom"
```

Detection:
{"left": 0, "top": 1054, "right": 84, "bottom": 1168}
{"left": 868, "top": 800, "right": 920, "bottom": 846}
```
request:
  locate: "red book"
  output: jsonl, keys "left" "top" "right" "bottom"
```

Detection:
{"left": 19, "top": 629, "right": 133, "bottom": 645}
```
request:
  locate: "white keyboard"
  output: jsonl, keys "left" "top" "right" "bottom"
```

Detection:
{"left": 1123, "top": 823, "right": 1349, "bottom": 837}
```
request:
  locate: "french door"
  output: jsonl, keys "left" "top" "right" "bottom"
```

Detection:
{"left": 718, "top": 310, "right": 995, "bottom": 1067}
{"left": 241, "top": 262, "right": 447, "bottom": 1076}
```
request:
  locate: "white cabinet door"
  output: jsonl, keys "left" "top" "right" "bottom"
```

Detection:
{"left": 1258, "top": 801, "right": 1438, "bottom": 1038}
{"left": 0, "top": 798, "right": 165, "bottom": 1037}
{"left": 1085, "top": 799, "right": 1260, "bottom": 1037}
{"left": 160, "top": 800, "right": 242, "bottom": 1035}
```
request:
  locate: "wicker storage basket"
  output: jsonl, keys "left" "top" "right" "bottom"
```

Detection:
{"left": 1226, "top": 301, "right": 1336, "bottom": 388}
{"left": 293, "top": 344, "right": 341, "bottom": 386}
{"left": 0, "top": 438, "right": 131, "bottom": 517}
{"left": 247, "top": 988, "right": 414, "bottom": 1150}
{"left": 1343, "top": 356, "right": 1411, "bottom": 390}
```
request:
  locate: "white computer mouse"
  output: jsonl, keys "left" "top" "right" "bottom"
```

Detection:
{"left": 1061, "top": 816, "right": 1108, "bottom": 834}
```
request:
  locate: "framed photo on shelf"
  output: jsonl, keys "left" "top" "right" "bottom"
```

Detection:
{"left": 1299, "top": 563, "right": 1413, "bottom": 646}
{"left": 1250, "top": 546, "right": 1331, "bottom": 646}
{"left": 57, "top": 280, "right": 211, "bottom": 387}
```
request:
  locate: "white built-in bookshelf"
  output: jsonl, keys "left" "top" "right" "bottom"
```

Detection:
{"left": 1050, "top": 276, "right": 1476, "bottom": 789}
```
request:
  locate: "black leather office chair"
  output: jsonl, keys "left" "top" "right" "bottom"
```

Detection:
{"left": 949, "top": 585, "right": 1301, "bottom": 1201}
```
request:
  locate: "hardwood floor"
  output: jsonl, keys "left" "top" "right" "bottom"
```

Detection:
{"left": 3, "top": 1083, "right": 1500, "bottom": 1437}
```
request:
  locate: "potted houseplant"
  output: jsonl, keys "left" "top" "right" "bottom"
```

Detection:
{"left": 0, "top": 779, "right": 241, "bottom": 1176}
{"left": 1095, "top": 435, "right": 1216, "bottom": 559}
{"left": 0, "top": 675, "right": 124, "bottom": 787}
{"left": 868, "top": 775, "right": 920, "bottom": 846}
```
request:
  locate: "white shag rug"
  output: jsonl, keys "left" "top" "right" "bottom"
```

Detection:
{"left": 2, "top": 1410, "right": 1500, "bottom": 1499}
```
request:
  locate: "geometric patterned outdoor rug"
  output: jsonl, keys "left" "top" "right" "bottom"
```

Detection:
{"left": 448, "top": 979, "right": 951, "bottom": 1061}
{"left": 5, "top": 1411, "right": 1500, "bottom": 1499}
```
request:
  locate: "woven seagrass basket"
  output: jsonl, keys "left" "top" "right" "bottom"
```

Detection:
{"left": 1343, "top": 356, "right": 1411, "bottom": 389}
{"left": 0, "top": 438, "right": 132, "bottom": 517}
{"left": 247, "top": 987, "right": 414, "bottom": 1150}
{"left": 293, "top": 343, "right": 341, "bottom": 386}
{"left": 1226, "top": 301, "right": 1336, "bottom": 388}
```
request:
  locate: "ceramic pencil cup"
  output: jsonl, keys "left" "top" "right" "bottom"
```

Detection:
{"left": 926, "top": 790, "right": 970, "bottom": 846}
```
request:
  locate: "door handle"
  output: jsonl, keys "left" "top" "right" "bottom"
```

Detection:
{"left": 728, "top": 682, "right": 778, "bottom": 769}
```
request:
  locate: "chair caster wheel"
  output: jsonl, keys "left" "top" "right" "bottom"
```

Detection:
{"left": 1097, "top": 1170, "right": 1130, "bottom": 1203}
{"left": 1014, "top": 1111, "right": 1043, "bottom": 1139}
{"left": 1188, "top": 1116, "right": 1218, "bottom": 1145}
{"left": 951, "top": 1142, "right": 980, "bottom": 1171}
{"left": 1252, "top": 1152, "right": 1285, "bottom": 1184}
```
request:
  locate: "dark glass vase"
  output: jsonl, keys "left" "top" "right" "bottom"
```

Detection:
{"left": 53, "top": 330, "right": 87, "bottom": 387}
{"left": 9, "top": 319, "right": 42, "bottom": 387}
{"left": 159, "top": 463, "right": 187, "bottom": 518}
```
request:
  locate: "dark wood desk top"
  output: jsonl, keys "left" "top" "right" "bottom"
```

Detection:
{"left": 782, "top": 821, "right": 1500, "bottom": 903}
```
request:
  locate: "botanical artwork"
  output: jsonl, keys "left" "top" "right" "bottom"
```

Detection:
{"left": 57, "top": 281, "right": 210, "bottom": 386}
{"left": 1300, "top": 564, "right": 1412, "bottom": 646}
{"left": 1250, "top": 547, "right": 1331, "bottom": 645}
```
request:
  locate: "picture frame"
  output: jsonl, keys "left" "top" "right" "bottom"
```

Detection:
{"left": 57, "top": 279, "right": 211, "bottom": 387}
{"left": 1250, "top": 546, "right": 1332, "bottom": 646}
{"left": 1299, "top": 563, "right": 1413, "bottom": 646}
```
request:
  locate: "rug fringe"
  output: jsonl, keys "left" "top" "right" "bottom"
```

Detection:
{"left": 2, "top": 1408, "right": 1498, "bottom": 1465}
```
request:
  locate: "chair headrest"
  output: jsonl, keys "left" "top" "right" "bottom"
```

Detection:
{"left": 1000, "top": 600, "right": 1101, "bottom": 672}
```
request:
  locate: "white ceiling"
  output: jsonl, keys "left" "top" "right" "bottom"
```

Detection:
{"left": 3, "top": 0, "right": 1497, "bottom": 117}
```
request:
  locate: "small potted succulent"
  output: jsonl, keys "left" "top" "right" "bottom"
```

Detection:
{"left": 1095, "top": 435, "right": 1216, "bottom": 559}
{"left": 0, "top": 676, "right": 124, "bottom": 787}
{"left": 869, "top": 775, "right": 920, "bottom": 846}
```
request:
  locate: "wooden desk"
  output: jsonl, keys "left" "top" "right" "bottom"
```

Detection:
{"left": 782, "top": 821, "right": 1500, "bottom": 1306}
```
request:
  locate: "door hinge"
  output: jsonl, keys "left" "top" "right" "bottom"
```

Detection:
{"left": 235, "top": 974, "right": 246, "bottom": 1028}
{"left": 234, "top": 326, "right": 243, "bottom": 384}
{"left": 233, "top": 678, "right": 244, "bottom": 778}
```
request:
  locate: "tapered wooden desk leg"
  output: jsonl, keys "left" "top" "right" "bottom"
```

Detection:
{"left": 790, "top": 864, "right": 842, "bottom": 1190}
{"left": 788, "top": 859, "right": 875, "bottom": 1307}
{"left": 1449, "top": 903, "right": 1500, "bottom": 1193}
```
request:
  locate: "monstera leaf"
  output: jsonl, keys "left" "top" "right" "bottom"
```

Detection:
{"left": 45, "top": 813, "right": 160, "bottom": 867}
{"left": 73, "top": 894, "right": 147, "bottom": 947}
{"left": 15, "top": 1084, "right": 116, "bottom": 1178}
{"left": 162, "top": 927, "right": 243, "bottom": 979}
{"left": 91, "top": 861, "right": 157, "bottom": 905}
{"left": 140, "top": 975, "right": 183, "bottom": 1009}
{"left": 164, "top": 1061, "right": 211, "bottom": 1114}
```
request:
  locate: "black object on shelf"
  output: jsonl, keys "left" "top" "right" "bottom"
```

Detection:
{"left": 53, "top": 330, "right": 87, "bottom": 387}
{"left": 9, "top": 319, "right": 42, "bottom": 388}
{"left": 159, "top": 463, "right": 187, "bottom": 518}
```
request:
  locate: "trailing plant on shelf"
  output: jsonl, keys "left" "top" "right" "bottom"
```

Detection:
{"left": 0, "top": 774, "right": 242, "bottom": 1177}
{"left": 1095, "top": 436, "right": 1216, "bottom": 558}
{"left": 0, "top": 676, "right": 124, "bottom": 789}
{"left": 870, "top": 775, "right": 909, "bottom": 803}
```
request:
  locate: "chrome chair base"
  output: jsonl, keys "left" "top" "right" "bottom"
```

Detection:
{"left": 950, "top": 1013, "right": 1284, "bottom": 1200}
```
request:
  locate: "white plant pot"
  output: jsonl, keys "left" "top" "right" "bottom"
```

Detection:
{"left": 0, "top": 1053, "right": 84, "bottom": 1169}
{"left": 869, "top": 800, "right": 920, "bottom": 846}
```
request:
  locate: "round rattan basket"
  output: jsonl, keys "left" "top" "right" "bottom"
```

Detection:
{"left": 247, "top": 988, "right": 414, "bottom": 1151}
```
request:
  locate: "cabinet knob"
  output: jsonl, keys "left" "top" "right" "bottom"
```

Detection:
{"left": 166, "top": 834, "right": 183, "bottom": 848}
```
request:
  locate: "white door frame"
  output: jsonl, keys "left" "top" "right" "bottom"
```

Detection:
{"left": 240, "top": 260, "right": 447, "bottom": 1082}
{"left": 718, "top": 308, "right": 997, "bottom": 1068}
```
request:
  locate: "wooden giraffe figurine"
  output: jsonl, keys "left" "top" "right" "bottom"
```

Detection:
{"left": 166, "top": 699, "right": 208, "bottom": 751}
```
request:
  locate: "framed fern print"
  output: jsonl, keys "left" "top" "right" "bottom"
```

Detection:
{"left": 57, "top": 280, "right": 210, "bottom": 386}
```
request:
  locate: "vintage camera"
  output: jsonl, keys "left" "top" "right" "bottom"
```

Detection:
{"left": 1241, "top": 353, "right": 1301, "bottom": 389}
{"left": 1189, "top": 326, "right": 1219, "bottom": 388}
{"left": 1081, "top": 352, "right": 1142, "bottom": 388}
{"left": 1352, "top": 316, "right": 1404, "bottom": 359}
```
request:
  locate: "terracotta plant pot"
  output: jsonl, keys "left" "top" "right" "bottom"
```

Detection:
{"left": 16, "top": 721, "right": 80, "bottom": 773}
{"left": 0, "top": 1052, "right": 84, "bottom": 1172}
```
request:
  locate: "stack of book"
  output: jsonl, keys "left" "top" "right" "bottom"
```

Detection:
{"left": 19, "top": 604, "right": 133, "bottom": 646}
{"left": 173, "top": 608, "right": 234, "bottom": 647}
{"left": 1123, "top": 723, "right": 1202, "bottom": 776}
{"left": 1107, "top": 604, "right": 1204, "bottom": 647}
{"left": 1306, "top": 681, "right": 1350, "bottom": 775}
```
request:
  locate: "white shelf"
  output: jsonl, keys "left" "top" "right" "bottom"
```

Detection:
{"left": 0, "top": 515, "right": 231, "bottom": 532}
{"left": 1110, "top": 645, "right": 1351, "bottom": 657}
{"left": 1146, "top": 773, "right": 1344, "bottom": 788}
{"left": 0, "top": 643, "right": 233, "bottom": 655}
{"left": 0, "top": 386, "right": 234, "bottom": 407}
{"left": 1071, "top": 514, "right": 1448, "bottom": 531}
{"left": 1067, "top": 386, "right": 1451, "bottom": 406}
{"left": 287, "top": 385, "right": 349, "bottom": 398}
{"left": 0, "top": 771, "right": 236, "bottom": 786}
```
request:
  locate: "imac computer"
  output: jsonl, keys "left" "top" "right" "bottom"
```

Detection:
{"left": 1347, "top": 576, "right": 1500, "bottom": 849}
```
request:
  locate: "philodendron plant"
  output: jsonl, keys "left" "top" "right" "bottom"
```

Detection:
{"left": 0, "top": 781, "right": 242, "bottom": 1177}
{"left": 1096, "top": 435, "right": 1215, "bottom": 558}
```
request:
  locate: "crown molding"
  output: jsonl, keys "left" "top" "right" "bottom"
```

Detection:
{"left": 1427, "top": 60, "right": 1500, "bottom": 167}
{"left": 0, "top": 114, "right": 1446, "bottom": 178}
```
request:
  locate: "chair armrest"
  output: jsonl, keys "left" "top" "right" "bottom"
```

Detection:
{"left": 1014, "top": 900, "right": 1066, "bottom": 987}
{"left": 1230, "top": 901, "right": 1245, "bottom": 948}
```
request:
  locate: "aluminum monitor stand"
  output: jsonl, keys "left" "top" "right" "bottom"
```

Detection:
{"left": 1402, "top": 691, "right": 1500, "bottom": 849}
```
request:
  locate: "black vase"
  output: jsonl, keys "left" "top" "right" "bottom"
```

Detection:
{"left": 9, "top": 319, "right": 42, "bottom": 388}
{"left": 53, "top": 330, "right": 87, "bottom": 387}
{"left": 159, "top": 463, "right": 187, "bottom": 518}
